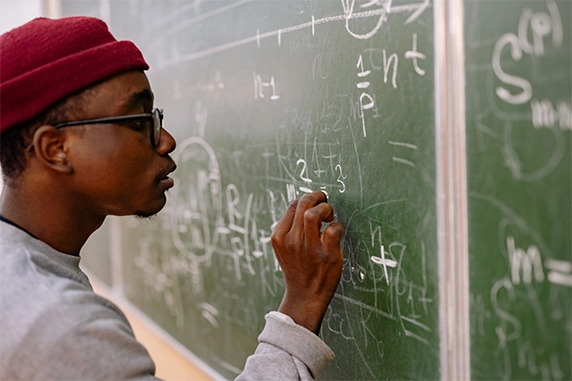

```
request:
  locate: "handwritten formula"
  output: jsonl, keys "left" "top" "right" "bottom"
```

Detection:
{"left": 106, "top": 0, "right": 438, "bottom": 379}
{"left": 466, "top": 0, "right": 571, "bottom": 380}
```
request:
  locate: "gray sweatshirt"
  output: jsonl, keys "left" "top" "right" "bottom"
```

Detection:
{"left": 0, "top": 220, "right": 333, "bottom": 380}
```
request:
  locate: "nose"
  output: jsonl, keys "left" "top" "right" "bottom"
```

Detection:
{"left": 156, "top": 127, "right": 176, "bottom": 155}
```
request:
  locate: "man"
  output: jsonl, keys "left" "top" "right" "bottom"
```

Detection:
{"left": 0, "top": 16, "right": 344, "bottom": 380}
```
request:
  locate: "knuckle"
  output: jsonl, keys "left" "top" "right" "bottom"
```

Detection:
{"left": 270, "top": 231, "right": 281, "bottom": 245}
{"left": 298, "top": 190, "right": 324, "bottom": 207}
{"left": 297, "top": 195, "right": 314, "bottom": 209}
{"left": 287, "top": 199, "right": 299, "bottom": 213}
{"left": 303, "top": 208, "right": 320, "bottom": 223}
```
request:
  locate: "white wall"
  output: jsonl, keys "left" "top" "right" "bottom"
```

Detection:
{"left": 0, "top": 0, "right": 43, "bottom": 34}
{"left": 0, "top": 0, "right": 44, "bottom": 193}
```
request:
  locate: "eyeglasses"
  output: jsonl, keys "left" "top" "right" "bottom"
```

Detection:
{"left": 53, "top": 108, "right": 164, "bottom": 147}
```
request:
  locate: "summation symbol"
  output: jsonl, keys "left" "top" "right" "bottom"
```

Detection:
{"left": 492, "top": 1, "right": 563, "bottom": 105}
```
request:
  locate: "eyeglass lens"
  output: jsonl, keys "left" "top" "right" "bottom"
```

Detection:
{"left": 153, "top": 109, "right": 163, "bottom": 147}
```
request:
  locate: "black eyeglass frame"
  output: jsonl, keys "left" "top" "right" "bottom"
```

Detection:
{"left": 53, "top": 108, "right": 164, "bottom": 147}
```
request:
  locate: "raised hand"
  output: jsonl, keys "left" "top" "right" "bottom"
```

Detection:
{"left": 271, "top": 190, "right": 345, "bottom": 334}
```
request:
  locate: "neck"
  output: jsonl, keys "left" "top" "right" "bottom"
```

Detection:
{"left": 0, "top": 179, "right": 105, "bottom": 256}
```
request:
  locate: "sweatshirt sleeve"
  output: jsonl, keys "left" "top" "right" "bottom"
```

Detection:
{"left": 236, "top": 312, "right": 335, "bottom": 381}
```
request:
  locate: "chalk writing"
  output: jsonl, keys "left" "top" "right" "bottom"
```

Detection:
{"left": 253, "top": 72, "right": 280, "bottom": 100}
{"left": 545, "top": 259, "right": 572, "bottom": 288}
{"left": 389, "top": 140, "right": 418, "bottom": 168}
{"left": 492, "top": 1, "right": 562, "bottom": 105}
{"left": 405, "top": 33, "right": 426, "bottom": 76}
{"left": 342, "top": 0, "right": 431, "bottom": 40}
{"left": 468, "top": 192, "right": 571, "bottom": 380}
{"left": 506, "top": 236, "right": 544, "bottom": 285}
{"left": 531, "top": 99, "right": 572, "bottom": 130}
{"left": 356, "top": 54, "right": 376, "bottom": 137}
{"left": 105, "top": 0, "right": 438, "bottom": 378}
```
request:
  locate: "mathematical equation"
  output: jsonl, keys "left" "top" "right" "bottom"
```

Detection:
{"left": 485, "top": 0, "right": 571, "bottom": 183}
{"left": 470, "top": 193, "right": 571, "bottom": 380}
{"left": 468, "top": 1, "right": 571, "bottom": 378}
{"left": 112, "top": 0, "right": 438, "bottom": 377}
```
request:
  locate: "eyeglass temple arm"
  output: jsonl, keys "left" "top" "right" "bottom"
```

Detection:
{"left": 54, "top": 113, "right": 153, "bottom": 129}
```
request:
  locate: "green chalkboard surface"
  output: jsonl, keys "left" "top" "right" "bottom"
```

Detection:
{"left": 91, "top": 0, "right": 438, "bottom": 379}
{"left": 65, "top": 0, "right": 572, "bottom": 379}
{"left": 465, "top": 0, "right": 571, "bottom": 380}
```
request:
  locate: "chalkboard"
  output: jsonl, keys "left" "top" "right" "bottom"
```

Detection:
{"left": 62, "top": 0, "right": 572, "bottom": 380}
{"left": 98, "top": 0, "right": 437, "bottom": 379}
{"left": 465, "top": 0, "right": 571, "bottom": 380}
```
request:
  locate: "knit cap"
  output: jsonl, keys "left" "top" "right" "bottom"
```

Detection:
{"left": 0, "top": 16, "right": 149, "bottom": 133}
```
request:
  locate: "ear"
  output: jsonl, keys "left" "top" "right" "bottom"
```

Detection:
{"left": 30, "top": 125, "right": 74, "bottom": 174}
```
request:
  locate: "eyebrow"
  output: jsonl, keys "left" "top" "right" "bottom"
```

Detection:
{"left": 126, "top": 89, "right": 154, "bottom": 110}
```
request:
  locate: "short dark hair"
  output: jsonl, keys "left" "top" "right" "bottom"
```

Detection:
{"left": 0, "top": 89, "right": 91, "bottom": 182}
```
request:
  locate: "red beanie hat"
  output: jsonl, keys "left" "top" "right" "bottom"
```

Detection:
{"left": 0, "top": 16, "right": 149, "bottom": 133}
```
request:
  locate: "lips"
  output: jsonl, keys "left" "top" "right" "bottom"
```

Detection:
{"left": 159, "top": 177, "right": 175, "bottom": 188}
{"left": 157, "top": 162, "right": 177, "bottom": 188}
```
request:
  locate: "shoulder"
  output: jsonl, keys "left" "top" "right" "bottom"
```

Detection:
{"left": 0, "top": 224, "right": 154, "bottom": 380}
{"left": 0, "top": 225, "right": 125, "bottom": 333}
{"left": 2, "top": 299, "right": 156, "bottom": 380}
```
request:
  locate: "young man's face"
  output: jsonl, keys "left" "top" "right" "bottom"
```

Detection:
{"left": 63, "top": 71, "right": 176, "bottom": 218}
